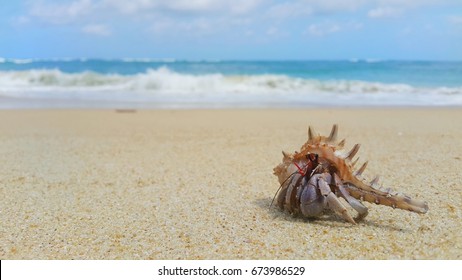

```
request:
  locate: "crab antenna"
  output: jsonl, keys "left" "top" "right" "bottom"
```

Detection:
{"left": 269, "top": 171, "right": 298, "bottom": 209}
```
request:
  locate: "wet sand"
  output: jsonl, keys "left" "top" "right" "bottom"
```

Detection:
{"left": 0, "top": 108, "right": 461, "bottom": 259}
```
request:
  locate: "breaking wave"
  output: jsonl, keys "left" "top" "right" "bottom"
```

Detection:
{"left": 1, "top": 67, "right": 461, "bottom": 107}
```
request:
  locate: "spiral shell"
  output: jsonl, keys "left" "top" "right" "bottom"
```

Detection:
{"left": 273, "top": 125, "right": 428, "bottom": 224}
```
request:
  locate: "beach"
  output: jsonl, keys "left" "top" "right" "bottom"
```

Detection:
{"left": 0, "top": 108, "right": 461, "bottom": 259}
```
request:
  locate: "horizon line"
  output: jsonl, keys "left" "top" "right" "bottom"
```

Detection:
{"left": 1, "top": 57, "right": 462, "bottom": 63}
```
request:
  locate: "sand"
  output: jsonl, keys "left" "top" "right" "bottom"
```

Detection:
{"left": 0, "top": 108, "right": 461, "bottom": 259}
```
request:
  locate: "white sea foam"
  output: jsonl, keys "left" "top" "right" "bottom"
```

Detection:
{"left": 11, "top": 59, "right": 34, "bottom": 64}
{"left": 0, "top": 67, "right": 461, "bottom": 107}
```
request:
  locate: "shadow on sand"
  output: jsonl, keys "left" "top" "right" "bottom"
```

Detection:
{"left": 253, "top": 197, "right": 408, "bottom": 232}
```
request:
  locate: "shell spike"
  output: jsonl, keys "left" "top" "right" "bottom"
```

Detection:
{"left": 308, "top": 126, "right": 316, "bottom": 141}
{"left": 337, "top": 139, "right": 346, "bottom": 148}
{"left": 370, "top": 176, "right": 380, "bottom": 187}
{"left": 354, "top": 161, "right": 368, "bottom": 176}
{"left": 345, "top": 144, "right": 360, "bottom": 161}
{"left": 327, "top": 124, "right": 338, "bottom": 142}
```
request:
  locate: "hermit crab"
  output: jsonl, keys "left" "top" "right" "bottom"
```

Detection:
{"left": 272, "top": 125, "right": 428, "bottom": 224}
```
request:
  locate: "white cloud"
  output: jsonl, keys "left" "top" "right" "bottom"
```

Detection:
{"left": 24, "top": 0, "right": 262, "bottom": 29}
{"left": 266, "top": 2, "right": 313, "bottom": 20}
{"left": 29, "top": 0, "right": 95, "bottom": 24}
{"left": 10, "top": 16, "right": 31, "bottom": 26}
{"left": 164, "top": 0, "right": 229, "bottom": 13}
{"left": 305, "top": 20, "right": 362, "bottom": 36}
{"left": 22, "top": 0, "right": 262, "bottom": 40}
{"left": 102, "top": 0, "right": 261, "bottom": 15}
{"left": 82, "top": 24, "right": 112, "bottom": 36}
{"left": 306, "top": 22, "right": 341, "bottom": 36}
{"left": 149, "top": 16, "right": 228, "bottom": 37}
{"left": 229, "top": 0, "right": 263, "bottom": 14}
{"left": 367, "top": 7, "right": 402, "bottom": 18}
{"left": 18, "top": 0, "right": 462, "bottom": 44}
{"left": 448, "top": 15, "right": 462, "bottom": 25}
{"left": 266, "top": 27, "right": 279, "bottom": 35}
{"left": 265, "top": 0, "right": 459, "bottom": 21}
{"left": 375, "top": 0, "right": 449, "bottom": 7}
{"left": 150, "top": 18, "right": 174, "bottom": 34}
{"left": 265, "top": 0, "right": 368, "bottom": 20}
{"left": 24, "top": 0, "right": 461, "bottom": 23}
{"left": 400, "top": 26, "right": 413, "bottom": 36}
{"left": 367, "top": 0, "right": 459, "bottom": 19}
{"left": 310, "top": 0, "right": 367, "bottom": 12}
{"left": 101, "top": 0, "right": 157, "bottom": 14}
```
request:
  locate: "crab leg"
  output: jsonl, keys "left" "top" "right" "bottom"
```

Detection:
{"left": 300, "top": 175, "right": 325, "bottom": 217}
{"left": 317, "top": 174, "right": 356, "bottom": 224}
{"left": 333, "top": 174, "right": 368, "bottom": 220}
{"left": 283, "top": 173, "right": 303, "bottom": 214}
{"left": 301, "top": 141, "right": 428, "bottom": 214}
{"left": 276, "top": 171, "right": 300, "bottom": 210}
{"left": 276, "top": 181, "right": 289, "bottom": 210}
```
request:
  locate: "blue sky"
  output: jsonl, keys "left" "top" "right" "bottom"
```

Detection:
{"left": 1, "top": 0, "right": 462, "bottom": 60}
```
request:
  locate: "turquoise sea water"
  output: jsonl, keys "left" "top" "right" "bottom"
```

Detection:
{"left": 0, "top": 59, "right": 461, "bottom": 108}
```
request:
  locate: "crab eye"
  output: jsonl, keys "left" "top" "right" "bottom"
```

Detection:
{"left": 306, "top": 153, "right": 318, "bottom": 162}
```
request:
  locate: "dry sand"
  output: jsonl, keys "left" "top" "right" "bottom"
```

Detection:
{"left": 0, "top": 108, "right": 461, "bottom": 259}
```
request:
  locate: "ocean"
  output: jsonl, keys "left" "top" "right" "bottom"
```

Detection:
{"left": 0, "top": 58, "right": 461, "bottom": 109}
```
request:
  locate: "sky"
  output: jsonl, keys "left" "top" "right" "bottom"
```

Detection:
{"left": 1, "top": 0, "right": 462, "bottom": 60}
